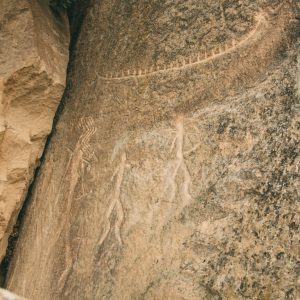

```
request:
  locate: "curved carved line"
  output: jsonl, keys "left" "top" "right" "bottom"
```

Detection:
{"left": 97, "top": 12, "right": 267, "bottom": 81}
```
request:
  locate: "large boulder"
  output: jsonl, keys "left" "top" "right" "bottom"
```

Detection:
{"left": 6, "top": 0, "right": 300, "bottom": 299}
{"left": 0, "top": 0, "right": 69, "bottom": 261}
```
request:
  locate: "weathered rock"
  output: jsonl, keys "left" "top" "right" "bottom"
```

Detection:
{"left": 6, "top": 1, "right": 300, "bottom": 299}
{"left": 0, "top": 288, "right": 26, "bottom": 300}
{"left": 0, "top": 0, "right": 69, "bottom": 261}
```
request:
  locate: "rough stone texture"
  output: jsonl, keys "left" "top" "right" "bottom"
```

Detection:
{"left": 0, "top": 288, "right": 26, "bottom": 300}
{"left": 6, "top": 0, "right": 300, "bottom": 299}
{"left": 0, "top": 0, "right": 69, "bottom": 261}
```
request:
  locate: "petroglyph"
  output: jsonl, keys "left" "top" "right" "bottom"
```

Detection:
{"left": 78, "top": 117, "right": 97, "bottom": 163}
{"left": 58, "top": 117, "right": 96, "bottom": 291}
{"left": 165, "top": 116, "right": 200, "bottom": 204}
{"left": 111, "top": 136, "right": 128, "bottom": 162}
{"left": 97, "top": 11, "right": 267, "bottom": 81}
{"left": 97, "top": 152, "right": 127, "bottom": 248}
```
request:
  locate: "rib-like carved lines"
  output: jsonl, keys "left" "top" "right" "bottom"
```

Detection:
{"left": 58, "top": 117, "right": 96, "bottom": 292}
{"left": 165, "top": 116, "right": 197, "bottom": 203}
{"left": 97, "top": 12, "right": 267, "bottom": 80}
{"left": 97, "top": 152, "right": 126, "bottom": 248}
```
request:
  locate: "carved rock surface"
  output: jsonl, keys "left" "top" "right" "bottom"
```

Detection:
{"left": 6, "top": 1, "right": 300, "bottom": 299}
{"left": 0, "top": 0, "right": 69, "bottom": 261}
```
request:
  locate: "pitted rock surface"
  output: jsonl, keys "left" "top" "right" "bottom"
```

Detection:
{"left": 6, "top": 1, "right": 300, "bottom": 299}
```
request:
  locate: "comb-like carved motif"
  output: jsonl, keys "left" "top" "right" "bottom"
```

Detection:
{"left": 58, "top": 117, "right": 96, "bottom": 292}
{"left": 97, "top": 12, "right": 267, "bottom": 81}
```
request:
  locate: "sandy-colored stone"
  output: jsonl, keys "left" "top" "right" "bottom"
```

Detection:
{"left": 0, "top": 0, "right": 69, "bottom": 261}
{"left": 6, "top": 1, "right": 300, "bottom": 299}
{"left": 0, "top": 288, "right": 26, "bottom": 300}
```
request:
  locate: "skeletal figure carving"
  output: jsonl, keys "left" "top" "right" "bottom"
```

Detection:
{"left": 165, "top": 115, "right": 200, "bottom": 203}
{"left": 97, "top": 151, "right": 127, "bottom": 248}
{"left": 97, "top": 11, "right": 267, "bottom": 81}
{"left": 58, "top": 116, "right": 96, "bottom": 292}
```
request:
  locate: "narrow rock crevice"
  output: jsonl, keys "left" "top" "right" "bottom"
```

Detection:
{"left": 0, "top": 0, "right": 90, "bottom": 288}
{"left": 3, "top": 1, "right": 300, "bottom": 298}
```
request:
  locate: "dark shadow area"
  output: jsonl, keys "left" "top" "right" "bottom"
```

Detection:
{"left": 0, "top": 0, "right": 91, "bottom": 288}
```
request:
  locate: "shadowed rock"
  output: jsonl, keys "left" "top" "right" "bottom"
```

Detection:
{"left": 0, "top": 0, "right": 69, "bottom": 262}
{"left": 5, "top": 1, "right": 300, "bottom": 299}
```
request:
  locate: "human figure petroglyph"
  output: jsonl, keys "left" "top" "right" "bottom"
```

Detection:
{"left": 97, "top": 151, "right": 127, "bottom": 248}
{"left": 164, "top": 115, "right": 201, "bottom": 204}
{"left": 58, "top": 116, "right": 96, "bottom": 291}
{"left": 96, "top": 11, "right": 268, "bottom": 81}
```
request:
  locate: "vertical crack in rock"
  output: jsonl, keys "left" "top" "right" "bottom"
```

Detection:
{"left": 0, "top": 0, "right": 90, "bottom": 288}
{"left": 3, "top": 1, "right": 300, "bottom": 299}
{"left": 0, "top": 0, "right": 69, "bottom": 280}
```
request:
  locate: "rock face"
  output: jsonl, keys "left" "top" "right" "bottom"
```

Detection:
{"left": 0, "top": 0, "right": 69, "bottom": 261}
{"left": 6, "top": 0, "right": 300, "bottom": 299}
{"left": 0, "top": 288, "right": 26, "bottom": 300}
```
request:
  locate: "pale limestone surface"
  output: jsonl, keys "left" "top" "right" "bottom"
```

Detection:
{"left": 0, "top": 0, "right": 69, "bottom": 261}
{"left": 6, "top": 1, "right": 300, "bottom": 299}
{"left": 0, "top": 288, "right": 26, "bottom": 300}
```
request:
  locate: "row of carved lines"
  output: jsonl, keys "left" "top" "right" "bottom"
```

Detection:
{"left": 97, "top": 12, "right": 266, "bottom": 79}
{"left": 98, "top": 38, "right": 240, "bottom": 78}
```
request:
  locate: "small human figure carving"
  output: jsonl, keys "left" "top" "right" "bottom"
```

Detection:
{"left": 97, "top": 151, "right": 127, "bottom": 248}
{"left": 58, "top": 116, "right": 96, "bottom": 291}
{"left": 164, "top": 115, "right": 201, "bottom": 204}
